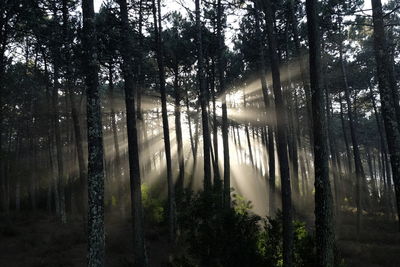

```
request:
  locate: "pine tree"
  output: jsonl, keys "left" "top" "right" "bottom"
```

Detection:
{"left": 82, "top": 0, "right": 105, "bottom": 266}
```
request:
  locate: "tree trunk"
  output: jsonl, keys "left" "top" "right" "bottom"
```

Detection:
{"left": 339, "top": 23, "right": 366, "bottom": 235}
{"left": 254, "top": 3, "right": 275, "bottom": 214}
{"left": 306, "top": 0, "right": 335, "bottom": 265}
{"left": 210, "top": 59, "right": 221, "bottom": 187}
{"left": 109, "top": 63, "right": 124, "bottom": 213}
{"left": 152, "top": 0, "right": 176, "bottom": 242}
{"left": 371, "top": 90, "right": 394, "bottom": 215}
{"left": 287, "top": 0, "right": 314, "bottom": 150}
{"left": 118, "top": 0, "right": 148, "bottom": 264}
{"left": 0, "top": 2, "right": 10, "bottom": 212}
{"left": 43, "top": 52, "right": 59, "bottom": 215}
{"left": 284, "top": 28, "right": 300, "bottom": 202}
{"left": 195, "top": 0, "right": 212, "bottom": 192}
{"left": 174, "top": 70, "right": 185, "bottom": 193}
{"left": 186, "top": 91, "right": 195, "bottom": 157}
{"left": 325, "top": 85, "right": 341, "bottom": 215}
{"left": 262, "top": 1, "right": 293, "bottom": 265}
{"left": 136, "top": 0, "right": 144, "bottom": 121}
{"left": 366, "top": 146, "right": 379, "bottom": 205}
{"left": 339, "top": 93, "right": 353, "bottom": 175}
{"left": 47, "top": 132, "right": 54, "bottom": 213}
{"left": 245, "top": 124, "right": 254, "bottom": 165}
{"left": 371, "top": 0, "right": 400, "bottom": 231}
{"left": 322, "top": 51, "right": 341, "bottom": 216}
{"left": 82, "top": 0, "right": 106, "bottom": 266}
{"left": 62, "top": 0, "right": 86, "bottom": 222}
{"left": 52, "top": 52, "right": 66, "bottom": 224}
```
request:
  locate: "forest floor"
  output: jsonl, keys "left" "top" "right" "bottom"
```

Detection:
{"left": 336, "top": 211, "right": 400, "bottom": 267}
{"left": 0, "top": 210, "right": 399, "bottom": 266}
{"left": 0, "top": 211, "right": 172, "bottom": 267}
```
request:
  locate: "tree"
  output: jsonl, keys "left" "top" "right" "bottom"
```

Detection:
{"left": 195, "top": 0, "right": 212, "bottom": 192}
{"left": 163, "top": 12, "right": 195, "bottom": 193}
{"left": 338, "top": 17, "right": 366, "bottom": 235}
{"left": 287, "top": 0, "right": 314, "bottom": 152}
{"left": 81, "top": 0, "right": 105, "bottom": 266}
{"left": 253, "top": 1, "right": 275, "bottom": 215}
{"left": 117, "top": 0, "right": 148, "bottom": 265}
{"left": 371, "top": 0, "right": 400, "bottom": 231}
{"left": 50, "top": 1, "right": 66, "bottom": 224}
{"left": 152, "top": 0, "right": 176, "bottom": 242}
{"left": 62, "top": 0, "right": 86, "bottom": 223}
{"left": 261, "top": 0, "right": 293, "bottom": 265}
{"left": 216, "top": 0, "right": 231, "bottom": 208}
{"left": 306, "top": 0, "right": 335, "bottom": 265}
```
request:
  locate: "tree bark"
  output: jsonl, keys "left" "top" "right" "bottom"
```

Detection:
{"left": 254, "top": 3, "right": 276, "bottom": 214}
{"left": 195, "top": 0, "right": 212, "bottom": 192}
{"left": 82, "top": 0, "right": 105, "bottom": 265}
{"left": 287, "top": 0, "right": 314, "bottom": 150}
{"left": 325, "top": 84, "right": 341, "bottom": 216}
{"left": 174, "top": 70, "right": 185, "bottom": 193}
{"left": 118, "top": 0, "right": 148, "bottom": 264}
{"left": 62, "top": 0, "right": 86, "bottom": 222}
{"left": 108, "top": 63, "right": 124, "bottom": 212}
{"left": 338, "top": 24, "right": 366, "bottom": 234}
{"left": 371, "top": 0, "right": 400, "bottom": 231}
{"left": 210, "top": 59, "right": 221, "bottom": 186}
{"left": 339, "top": 93, "right": 353, "bottom": 175}
{"left": 371, "top": 89, "right": 394, "bottom": 215}
{"left": 366, "top": 146, "right": 379, "bottom": 204}
{"left": 52, "top": 46, "right": 66, "bottom": 224}
{"left": 262, "top": 1, "right": 293, "bottom": 265}
{"left": 152, "top": 0, "right": 176, "bottom": 242}
{"left": 306, "top": 0, "right": 335, "bottom": 265}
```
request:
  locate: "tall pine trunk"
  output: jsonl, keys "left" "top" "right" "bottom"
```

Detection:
{"left": 109, "top": 63, "right": 123, "bottom": 212}
{"left": 62, "top": 0, "right": 86, "bottom": 223}
{"left": 216, "top": 0, "right": 230, "bottom": 207}
{"left": 118, "top": 0, "right": 148, "bottom": 265}
{"left": 82, "top": 0, "right": 105, "bottom": 266}
{"left": 371, "top": 0, "right": 400, "bottom": 231}
{"left": 254, "top": 3, "right": 275, "bottom": 214}
{"left": 287, "top": 0, "right": 313, "bottom": 150}
{"left": 371, "top": 89, "right": 394, "bottom": 215}
{"left": 339, "top": 93, "right": 353, "bottom": 175}
{"left": 306, "top": 0, "right": 334, "bottom": 265}
{"left": 210, "top": 59, "right": 221, "bottom": 186}
{"left": 325, "top": 84, "right": 341, "bottom": 215}
{"left": 52, "top": 51, "right": 66, "bottom": 224}
{"left": 338, "top": 24, "right": 366, "bottom": 234}
{"left": 196, "top": 0, "right": 212, "bottom": 192}
{"left": 174, "top": 70, "right": 185, "bottom": 193}
{"left": 262, "top": 0, "right": 293, "bottom": 265}
{"left": 152, "top": 0, "right": 176, "bottom": 242}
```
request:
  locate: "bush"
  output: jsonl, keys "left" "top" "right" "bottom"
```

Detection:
{"left": 141, "top": 184, "right": 164, "bottom": 225}
{"left": 259, "top": 211, "right": 316, "bottom": 267}
{"left": 174, "top": 189, "right": 328, "bottom": 267}
{"left": 176, "top": 190, "right": 263, "bottom": 266}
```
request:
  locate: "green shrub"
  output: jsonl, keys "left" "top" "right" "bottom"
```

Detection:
{"left": 173, "top": 189, "right": 339, "bottom": 267}
{"left": 141, "top": 184, "right": 164, "bottom": 225}
{"left": 176, "top": 190, "right": 263, "bottom": 266}
{"left": 259, "top": 211, "right": 316, "bottom": 267}
{"left": 232, "top": 192, "right": 253, "bottom": 215}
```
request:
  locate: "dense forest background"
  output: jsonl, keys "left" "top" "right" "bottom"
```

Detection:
{"left": 0, "top": 0, "right": 399, "bottom": 266}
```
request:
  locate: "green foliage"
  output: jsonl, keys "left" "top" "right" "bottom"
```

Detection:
{"left": 232, "top": 192, "right": 253, "bottom": 215}
{"left": 175, "top": 191, "right": 321, "bottom": 267}
{"left": 259, "top": 211, "right": 316, "bottom": 267}
{"left": 176, "top": 189, "right": 263, "bottom": 266}
{"left": 141, "top": 184, "right": 164, "bottom": 225}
